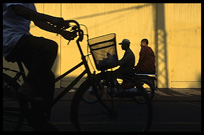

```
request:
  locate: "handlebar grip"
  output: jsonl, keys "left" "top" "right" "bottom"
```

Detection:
{"left": 78, "top": 29, "right": 84, "bottom": 42}
{"left": 64, "top": 20, "right": 80, "bottom": 29}
{"left": 63, "top": 20, "right": 84, "bottom": 43}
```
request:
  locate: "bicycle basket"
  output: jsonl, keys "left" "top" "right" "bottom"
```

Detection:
{"left": 88, "top": 33, "right": 118, "bottom": 71}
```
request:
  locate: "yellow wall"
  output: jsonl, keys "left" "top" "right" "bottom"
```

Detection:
{"left": 165, "top": 3, "right": 201, "bottom": 88}
{"left": 3, "top": 3, "right": 201, "bottom": 88}
{"left": 60, "top": 3, "right": 156, "bottom": 87}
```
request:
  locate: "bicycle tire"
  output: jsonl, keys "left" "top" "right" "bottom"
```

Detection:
{"left": 71, "top": 79, "right": 153, "bottom": 132}
{"left": 134, "top": 81, "right": 155, "bottom": 104}
{"left": 82, "top": 79, "right": 104, "bottom": 104}
{"left": 3, "top": 73, "right": 23, "bottom": 131}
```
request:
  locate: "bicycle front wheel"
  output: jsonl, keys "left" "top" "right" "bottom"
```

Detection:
{"left": 71, "top": 79, "right": 152, "bottom": 132}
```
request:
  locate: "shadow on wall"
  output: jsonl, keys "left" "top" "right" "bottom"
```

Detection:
{"left": 73, "top": 3, "right": 169, "bottom": 88}
{"left": 65, "top": 3, "right": 169, "bottom": 88}
{"left": 152, "top": 3, "right": 169, "bottom": 88}
{"left": 9, "top": 4, "right": 169, "bottom": 89}
{"left": 72, "top": 4, "right": 151, "bottom": 20}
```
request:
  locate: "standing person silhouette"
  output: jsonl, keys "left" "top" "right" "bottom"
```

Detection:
{"left": 3, "top": 3, "right": 76, "bottom": 131}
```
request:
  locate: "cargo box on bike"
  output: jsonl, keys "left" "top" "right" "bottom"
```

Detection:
{"left": 88, "top": 33, "right": 119, "bottom": 71}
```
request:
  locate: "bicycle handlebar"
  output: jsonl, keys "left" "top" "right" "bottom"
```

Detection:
{"left": 62, "top": 20, "right": 84, "bottom": 45}
{"left": 65, "top": 20, "right": 92, "bottom": 76}
{"left": 64, "top": 20, "right": 80, "bottom": 29}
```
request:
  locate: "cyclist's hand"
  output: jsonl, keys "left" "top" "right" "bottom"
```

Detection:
{"left": 60, "top": 30, "right": 77, "bottom": 40}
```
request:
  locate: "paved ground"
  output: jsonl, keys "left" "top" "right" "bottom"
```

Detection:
{"left": 4, "top": 88, "right": 201, "bottom": 132}
{"left": 51, "top": 88, "right": 201, "bottom": 132}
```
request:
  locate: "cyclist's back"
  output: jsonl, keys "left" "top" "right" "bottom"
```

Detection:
{"left": 118, "top": 47, "right": 135, "bottom": 74}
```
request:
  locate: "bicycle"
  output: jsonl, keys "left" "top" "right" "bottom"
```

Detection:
{"left": 3, "top": 20, "right": 153, "bottom": 132}
{"left": 135, "top": 73, "right": 157, "bottom": 103}
{"left": 82, "top": 72, "right": 157, "bottom": 105}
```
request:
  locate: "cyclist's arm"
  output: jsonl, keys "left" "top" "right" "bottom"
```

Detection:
{"left": 33, "top": 20, "right": 77, "bottom": 40}
{"left": 118, "top": 51, "right": 132, "bottom": 66}
{"left": 10, "top": 5, "right": 76, "bottom": 40}
{"left": 10, "top": 5, "right": 64, "bottom": 34}
{"left": 11, "top": 5, "right": 63, "bottom": 25}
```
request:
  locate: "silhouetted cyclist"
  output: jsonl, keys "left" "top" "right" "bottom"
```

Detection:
{"left": 3, "top": 3, "right": 76, "bottom": 131}
{"left": 117, "top": 39, "right": 135, "bottom": 75}
{"left": 109, "top": 39, "right": 135, "bottom": 91}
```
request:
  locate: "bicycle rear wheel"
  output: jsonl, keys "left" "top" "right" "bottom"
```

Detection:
{"left": 71, "top": 79, "right": 152, "bottom": 132}
{"left": 134, "top": 81, "right": 155, "bottom": 104}
{"left": 3, "top": 73, "right": 24, "bottom": 131}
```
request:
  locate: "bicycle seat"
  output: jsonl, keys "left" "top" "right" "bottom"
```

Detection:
{"left": 135, "top": 73, "right": 157, "bottom": 81}
{"left": 136, "top": 73, "right": 156, "bottom": 76}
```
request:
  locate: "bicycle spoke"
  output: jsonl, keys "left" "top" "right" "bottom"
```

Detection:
{"left": 72, "top": 79, "right": 152, "bottom": 132}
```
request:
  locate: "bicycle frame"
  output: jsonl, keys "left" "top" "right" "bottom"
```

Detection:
{"left": 3, "top": 20, "right": 153, "bottom": 132}
{"left": 3, "top": 62, "right": 26, "bottom": 83}
{"left": 52, "top": 20, "right": 93, "bottom": 106}
{"left": 3, "top": 20, "right": 93, "bottom": 107}
{"left": 52, "top": 57, "right": 91, "bottom": 106}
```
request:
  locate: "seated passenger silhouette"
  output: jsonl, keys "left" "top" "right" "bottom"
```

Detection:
{"left": 134, "top": 38, "right": 155, "bottom": 74}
